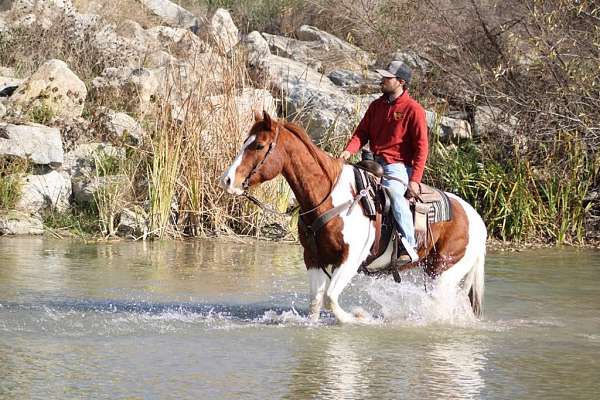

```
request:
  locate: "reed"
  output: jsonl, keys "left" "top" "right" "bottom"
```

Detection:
{"left": 426, "top": 129, "right": 597, "bottom": 244}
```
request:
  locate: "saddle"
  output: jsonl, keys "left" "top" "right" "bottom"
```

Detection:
{"left": 352, "top": 160, "right": 453, "bottom": 275}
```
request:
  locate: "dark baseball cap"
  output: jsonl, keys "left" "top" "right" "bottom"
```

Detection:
{"left": 375, "top": 61, "right": 412, "bottom": 84}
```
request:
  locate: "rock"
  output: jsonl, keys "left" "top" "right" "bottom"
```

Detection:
{"left": 62, "top": 142, "right": 125, "bottom": 179}
{"left": 0, "top": 102, "right": 5, "bottom": 117}
{"left": 72, "top": 174, "right": 128, "bottom": 205}
{"left": 145, "top": 25, "right": 208, "bottom": 59}
{"left": 262, "top": 32, "right": 323, "bottom": 71}
{"left": 90, "top": 67, "right": 160, "bottom": 114}
{"left": 244, "top": 31, "right": 271, "bottom": 70}
{"left": 0, "top": 211, "right": 44, "bottom": 235}
{"left": 16, "top": 170, "right": 71, "bottom": 214}
{"left": 93, "top": 107, "right": 145, "bottom": 145}
{"left": 0, "top": 123, "right": 64, "bottom": 166}
{"left": 328, "top": 69, "right": 380, "bottom": 93}
{"left": 198, "top": 8, "right": 238, "bottom": 53}
{"left": 139, "top": 0, "right": 198, "bottom": 31}
{"left": 474, "top": 105, "right": 518, "bottom": 137}
{"left": 0, "top": 76, "right": 23, "bottom": 94}
{"left": 118, "top": 207, "right": 149, "bottom": 238}
{"left": 4, "top": 0, "right": 75, "bottom": 29}
{"left": 295, "top": 25, "right": 375, "bottom": 69}
{"left": 11, "top": 59, "right": 87, "bottom": 120}
{"left": 285, "top": 82, "right": 377, "bottom": 142}
{"left": 262, "top": 29, "right": 374, "bottom": 74}
{"left": 265, "top": 54, "right": 338, "bottom": 92}
{"left": 260, "top": 53, "right": 377, "bottom": 141}
{"left": 425, "top": 111, "right": 472, "bottom": 141}
{"left": 390, "top": 50, "right": 431, "bottom": 73}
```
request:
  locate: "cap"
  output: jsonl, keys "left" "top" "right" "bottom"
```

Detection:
{"left": 375, "top": 61, "right": 412, "bottom": 84}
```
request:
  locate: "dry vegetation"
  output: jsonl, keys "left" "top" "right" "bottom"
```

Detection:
{"left": 1, "top": 0, "right": 598, "bottom": 243}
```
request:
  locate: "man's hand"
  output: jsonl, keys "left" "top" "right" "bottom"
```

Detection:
{"left": 407, "top": 181, "right": 421, "bottom": 199}
{"left": 340, "top": 150, "right": 352, "bottom": 160}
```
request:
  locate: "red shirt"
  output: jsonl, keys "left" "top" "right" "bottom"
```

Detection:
{"left": 344, "top": 90, "right": 428, "bottom": 183}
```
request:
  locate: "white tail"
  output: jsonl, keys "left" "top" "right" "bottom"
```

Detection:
{"left": 468, "top": 252, "right": 485, "bottom": 317}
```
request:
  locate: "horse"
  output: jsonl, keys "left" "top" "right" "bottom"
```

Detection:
{"left": 220, "top": 111, "right": 487, "bottom": 324}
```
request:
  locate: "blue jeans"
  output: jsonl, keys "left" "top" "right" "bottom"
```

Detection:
{"left": 379, "top": 161, "right": 416, "bottom": 248}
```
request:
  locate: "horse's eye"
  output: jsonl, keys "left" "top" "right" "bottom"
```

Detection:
{"left": 255, "top": 143, "right": 265, "bottom": 151}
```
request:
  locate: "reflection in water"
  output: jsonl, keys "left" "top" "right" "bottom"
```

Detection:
{"left": 1, "top": 238, "right": 600, "bottom": 399}
{"left": 426, "top": 337, "right": 487, "bottom": 399}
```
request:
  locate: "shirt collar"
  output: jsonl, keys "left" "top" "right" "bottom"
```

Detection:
{"left": 384, "top": 89, "right": 409, "bottom": 105}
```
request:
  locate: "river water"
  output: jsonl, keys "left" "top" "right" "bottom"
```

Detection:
{"left": 0, "top": 237, "right": 598, "bottom": 399}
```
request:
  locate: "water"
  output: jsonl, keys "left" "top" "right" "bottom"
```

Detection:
{"left": 1, "top": 237, "right": 599, "bottom": 399}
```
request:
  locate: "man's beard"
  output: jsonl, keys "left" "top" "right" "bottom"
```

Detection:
{"left": 380, "top": 85, "right": 393, "bottom": 94}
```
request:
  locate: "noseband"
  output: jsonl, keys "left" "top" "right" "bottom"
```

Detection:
{"left": 241, "top": 125, "right": 280, "bottom": 190}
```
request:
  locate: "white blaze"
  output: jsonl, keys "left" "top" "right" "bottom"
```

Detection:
{"left": 220, "top": 135, "right": 256, "bottom": 195}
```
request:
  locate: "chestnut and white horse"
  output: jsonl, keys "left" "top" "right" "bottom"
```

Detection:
{"left": 221, "top": 111, "right": 486, "bottom": 323}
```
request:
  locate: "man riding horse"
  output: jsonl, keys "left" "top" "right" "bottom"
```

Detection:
{"left": 341, "top": 61, "right": 427, "bottom": 264}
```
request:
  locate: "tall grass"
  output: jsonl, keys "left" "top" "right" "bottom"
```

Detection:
{"left": 426, "top": 129, "right": 597, "bottom": 244}
{"left": 138, "top": 47, "right": 293, "bottom": 239}
{"left": 0, "top": 158, "right": 28, "bottom": 210}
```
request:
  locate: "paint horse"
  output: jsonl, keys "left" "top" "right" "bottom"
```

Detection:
{"left": 221, "top": 111, "right": 487, "bottom": 323}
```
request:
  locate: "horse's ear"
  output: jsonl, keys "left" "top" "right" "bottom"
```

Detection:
{"left": 263, "top": 110, "right": 273, "bottom": 129}
{"left": 253, "top": 108, "right": 263, "bottom": 122}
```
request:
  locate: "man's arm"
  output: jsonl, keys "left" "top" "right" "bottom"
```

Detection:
{"left": 408, "top": 105, "right": 429, "bottom": 184}
{"left": 340, "top": 104, "right": 373, "bottom": 159}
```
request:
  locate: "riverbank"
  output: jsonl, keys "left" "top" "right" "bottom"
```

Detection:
{"left": 0, "top": 1, "right": 597, "bottom": 245}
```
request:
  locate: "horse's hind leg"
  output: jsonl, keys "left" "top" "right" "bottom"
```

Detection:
{"left": 308, "top": 268, "right": 329, "bottom": 321}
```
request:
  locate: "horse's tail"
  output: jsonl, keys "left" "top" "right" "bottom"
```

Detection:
{"left": 467, "top": 250, "right": 485, "bottom": 317}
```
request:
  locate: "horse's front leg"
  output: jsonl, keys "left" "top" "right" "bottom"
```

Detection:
{"left": 326, "top": 261, "right": 360, "bottom": 324}
{"left": 308, "top": 268, "right": 329, "bottom": 321}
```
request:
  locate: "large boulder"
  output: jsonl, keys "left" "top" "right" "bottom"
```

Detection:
{"left": 0, "top": 211, "right": 44, "bottom": 235}
{"left": 16, "top": 170, "right": 71, "bottom": 214}
{"left": 244, "top": 31, "right": 271, "bottom": 70}
{"left": 10, "top": 59, "right": 87, "bottom": 120}
{"left": 294, "top": 25, "right": 375, "bottom": 71}
{"left": 261, "top": 54, "right": 376, "bottom": 141}
{"left": 198, "top": 8, "right": 239, "bottom": 53}
{"left": 425, "top": 111, "right": 472, "bottom": 141}
{"left": 0, "top": 123, "right": 64, "bottom": 166}
{"left": 285, "top": 82, "right": 377, "bottom": 142}
{"left": 139, "top": 0, "right": 198, "bottom": 31}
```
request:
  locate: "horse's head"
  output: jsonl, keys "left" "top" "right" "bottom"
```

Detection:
{"left": 220, "top": 110, "right": 285, "bottom": 195}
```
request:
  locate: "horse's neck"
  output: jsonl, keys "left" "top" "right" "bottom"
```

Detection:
{"left": 280, "top": 131, "right": 342, "bottom": 215}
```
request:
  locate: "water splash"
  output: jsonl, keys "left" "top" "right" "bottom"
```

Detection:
{"left": 356, "top": 272, "right": 478, "bottom": 327}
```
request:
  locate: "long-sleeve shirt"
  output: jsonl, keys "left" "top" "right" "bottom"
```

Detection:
{"left": 344, "top": 90, "right": 429, "bottom": 183}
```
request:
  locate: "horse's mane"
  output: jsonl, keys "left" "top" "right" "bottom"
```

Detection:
{"left": 281, "top": 121, "right": 340, "bottom": 185}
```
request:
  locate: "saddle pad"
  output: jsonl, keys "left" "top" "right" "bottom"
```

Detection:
{"left": 418, "top": 185, "right": 452, "bottom": 224}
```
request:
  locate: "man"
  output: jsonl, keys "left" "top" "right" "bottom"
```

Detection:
{"left": 340, "top": 61, "right": 428, "bottom": 262}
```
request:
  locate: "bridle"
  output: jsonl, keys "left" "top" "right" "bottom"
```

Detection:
{"left": 239, "top": 124, "right": 339, "bottom": 217}
{"left": 241, "top": 125, "right": 280, "bottom": 190}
